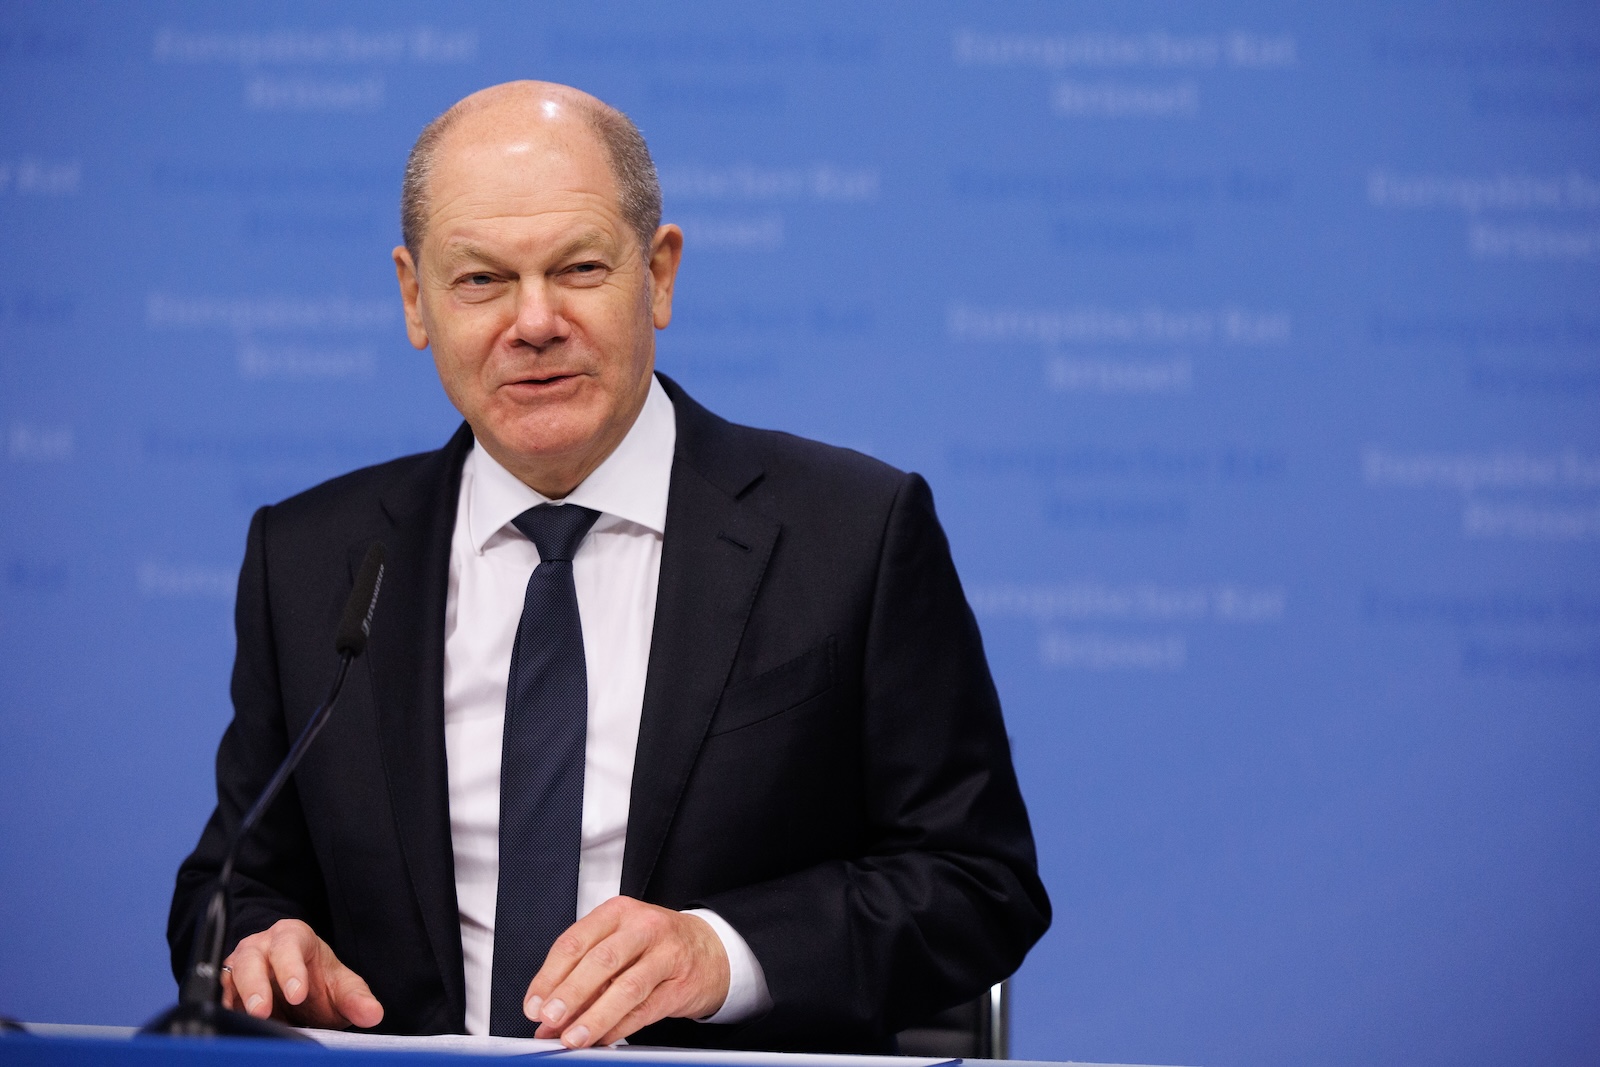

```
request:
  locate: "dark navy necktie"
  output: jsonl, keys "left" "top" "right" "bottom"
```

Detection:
{"left": 488, "top": 502, "right": 600, "bottom": 1037}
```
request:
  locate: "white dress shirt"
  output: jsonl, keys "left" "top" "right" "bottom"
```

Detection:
{"left": 442, "top": 375, "right": 770, "bottom": 1036}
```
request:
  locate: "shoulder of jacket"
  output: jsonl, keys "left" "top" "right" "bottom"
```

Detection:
{"left": 260, "top": 445, "right": 446, "bottom": 529}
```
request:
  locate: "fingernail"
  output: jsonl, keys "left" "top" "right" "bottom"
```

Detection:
{"left": 285, "top": 977, "right": 302, "bottom": 999}
{"left": 543, "top": 998, "right": 566, "bottom": 1024}
{"left": 523, "top": 995, "right": 542, "bottom": 1021}
{"left": 246, "top": 994, "right": 264, "bottom": 1015}
{"left": 564, "top": 1025, "right": 590, "bottom": 1048}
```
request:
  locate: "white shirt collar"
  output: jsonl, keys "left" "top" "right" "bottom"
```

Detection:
{"left": 465, "top": 374, "right": 676, "bottom": 553}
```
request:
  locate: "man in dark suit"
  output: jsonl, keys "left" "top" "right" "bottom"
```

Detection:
{"left": 169, "top": 81, "right": 1049, "bottom": 1052}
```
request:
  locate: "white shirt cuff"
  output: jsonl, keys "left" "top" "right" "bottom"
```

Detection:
{"left": 682, "top": 907, "right": 773, "bottom": 1024}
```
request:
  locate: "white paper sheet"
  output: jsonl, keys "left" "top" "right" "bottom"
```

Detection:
{"left": 555, "top": 1049, "right": 955, "bottom": 1067}
{"left": 295, "top": 1030, "right": 956, "bottom": 1065}
{"left": 298, "top": 1028, "right": 567, "bottom": 1056}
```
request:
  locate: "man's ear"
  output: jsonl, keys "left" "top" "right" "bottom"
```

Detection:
{"left": 648, "top": 224, "right": 684, "bottom": 330}
{"left": 393, "top": 245, "right": 430, "bottom": 350}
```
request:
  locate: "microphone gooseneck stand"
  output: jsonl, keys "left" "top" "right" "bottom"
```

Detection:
{"left": 143, "top": 544, "right": 386, "bottom": 1040}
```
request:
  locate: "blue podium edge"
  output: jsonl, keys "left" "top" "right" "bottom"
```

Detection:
{"left": 2, "top": 1029, "right": 1184, "bottom": 1067}
{"left": 0, "top": 1032, "right": 561, "bottom": 1066}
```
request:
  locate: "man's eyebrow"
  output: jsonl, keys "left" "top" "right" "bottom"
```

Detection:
{"left": 436, "top": 232, "right": 618, "bottom": 270}
{"left": 436, "top": 241, "right": 506, "bottom": 269}
{"left": 549, "top": 231, "right": 615, "bottom": 260}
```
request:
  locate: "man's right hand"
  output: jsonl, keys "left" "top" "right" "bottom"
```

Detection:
{"left": 221, "top": 918, "right": 385, "bottom": 1030}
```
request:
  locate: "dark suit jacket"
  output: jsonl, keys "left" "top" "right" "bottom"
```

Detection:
{"left": 169, "top": 375, "right": 1050, "bottom": 1052}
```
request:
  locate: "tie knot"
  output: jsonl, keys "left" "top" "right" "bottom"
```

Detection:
{"left": 511, "top": 504, "right": 600, "bottom": 563}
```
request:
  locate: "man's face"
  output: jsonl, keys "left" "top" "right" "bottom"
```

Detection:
{"left": 393, "top": 103, "right": 681, "bottom": 496}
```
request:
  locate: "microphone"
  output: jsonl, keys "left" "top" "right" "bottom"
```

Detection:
{"left": 336, "top": 545, "right": 385, "bottom": 658}
{"left": 143, "top": 543, "right": 387, "bottom": 1040}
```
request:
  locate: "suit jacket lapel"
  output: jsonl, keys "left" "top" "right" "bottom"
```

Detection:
{"left": 363, "top": 423, "right": 474, "bottom": 1025}
{"left": 621, "top": 378, "right": 778, "bottom": 898}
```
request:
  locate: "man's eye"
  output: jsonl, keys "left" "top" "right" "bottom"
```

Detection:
{"left": 466, "top": 273, "right": 495, "bottom": 285}
{"left": 569, "top": 262, "right": 602, "bottom": 274}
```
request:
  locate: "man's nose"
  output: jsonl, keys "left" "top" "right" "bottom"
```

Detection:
{"left": 511, "top": 280, "right": 569, "bottom": 349}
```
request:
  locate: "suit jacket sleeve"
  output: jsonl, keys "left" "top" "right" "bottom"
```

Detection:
{"left": 689, "top": 472, "right": 1051, "bottom": 1045}
{"left": 167, "top": 504, "right": 334, "bottom": 979}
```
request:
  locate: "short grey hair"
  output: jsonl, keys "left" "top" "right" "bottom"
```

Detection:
{"left": 400, "top": 95, "right": 662, "bottom": 259}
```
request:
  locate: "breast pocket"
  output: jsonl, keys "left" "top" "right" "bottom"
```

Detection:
{"left": 707, "top": 636, "right": 838, "bottom": 738}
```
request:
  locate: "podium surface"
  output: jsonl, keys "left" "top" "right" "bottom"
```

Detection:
{"left": 2, "top": 1025, "right": 1185, "bottom": 1067}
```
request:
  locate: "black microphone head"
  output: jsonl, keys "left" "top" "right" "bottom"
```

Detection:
{"left": 335, "top": 543, "right": 386, "bottom": 658}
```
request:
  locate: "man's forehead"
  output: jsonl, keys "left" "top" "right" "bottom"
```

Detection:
{"left": 430, "top": 118, "right": 618, "bottom": 205}
{"left": 425, "top": 122, "right": 625, "bottom": 227}
{"left": 428, "top": 167, "right": 626, "bottom": 230}
{"left": 435, "top": 126, "right": 610, "bottom": 190}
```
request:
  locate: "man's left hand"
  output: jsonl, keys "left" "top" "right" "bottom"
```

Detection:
{"left": 523, "top": 895, "right": 731, "bottom": 1047}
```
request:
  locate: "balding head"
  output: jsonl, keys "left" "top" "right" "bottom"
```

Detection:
{"left": 400, "top": 81, "right": 661, "bottom": 258}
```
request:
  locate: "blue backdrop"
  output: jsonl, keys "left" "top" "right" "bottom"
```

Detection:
{"left": 2, "top": 2, "right": 1598, "bottom": 1065}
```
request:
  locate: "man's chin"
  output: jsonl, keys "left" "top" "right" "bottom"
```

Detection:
{"left": 475, "top": 421, "right": 615, "bottom": 491}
